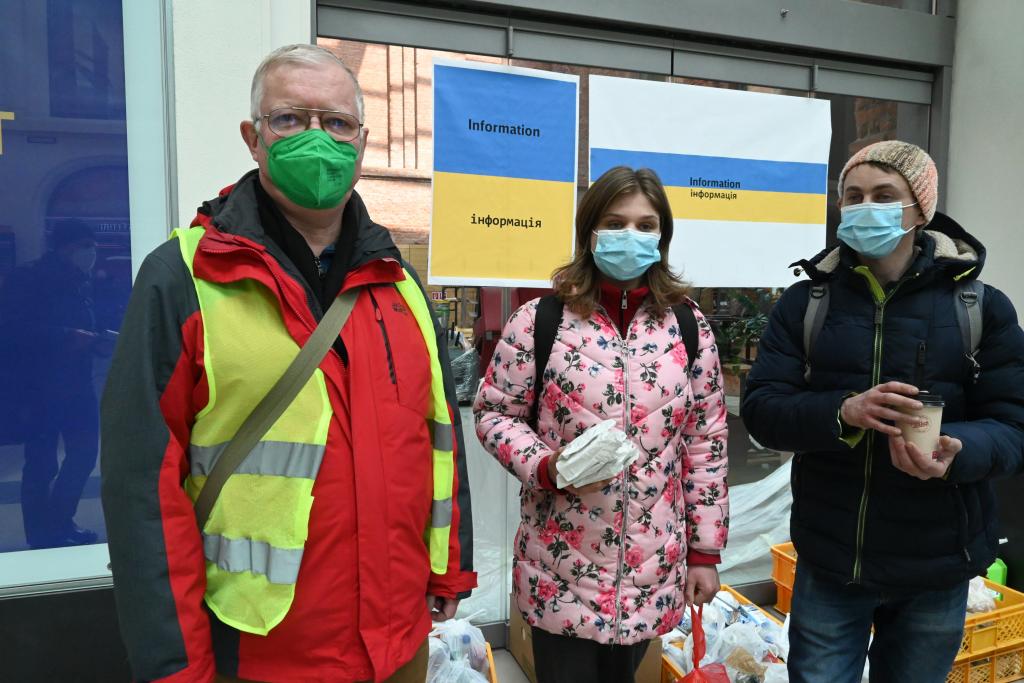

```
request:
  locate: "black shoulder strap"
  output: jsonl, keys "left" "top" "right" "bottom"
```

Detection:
{"left": 531, "top": 295, "right": 563, "bottom": 427}
{"left": 672, "top": 302, "right": 699, "bottom": 374}
{"left": 802, "top": 283, "right": 830, "bottom": 382}
{"left": 954, "top": 279, "right": 984, "bottom": 382}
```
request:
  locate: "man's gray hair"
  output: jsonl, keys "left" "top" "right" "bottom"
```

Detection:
{"left": 250, "top": 43, "right": 365, "bottom": 123}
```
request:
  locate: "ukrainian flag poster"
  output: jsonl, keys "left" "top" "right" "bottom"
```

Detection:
{"left": 430, "top": 59, "right": 579, "bottom": 287}
{"left": 589, "top": 76, "right": 832, "bottom": 288}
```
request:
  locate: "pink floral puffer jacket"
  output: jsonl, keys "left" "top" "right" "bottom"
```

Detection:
{"left": 474, "top": 297, "right": 729, "bottom": 645}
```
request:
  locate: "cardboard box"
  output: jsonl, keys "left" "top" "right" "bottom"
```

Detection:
{"left": 508, "top": 596, "right": 663, "bottom": 683}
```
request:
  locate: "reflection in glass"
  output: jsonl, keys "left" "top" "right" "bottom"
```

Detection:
{"left": 0, "top": 220, "right": 111, "bottom": 548}
{"left": 0, "top": 0, "right": 131, "bottom": 551}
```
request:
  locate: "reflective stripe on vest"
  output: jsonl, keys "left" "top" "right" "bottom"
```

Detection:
{"left": 394, "top": 275, "right": 454, "bottom": 574}
{"left": 173, "top": 227, "right": 455, "bottom": 636}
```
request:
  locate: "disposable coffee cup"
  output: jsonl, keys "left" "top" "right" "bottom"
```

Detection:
{"left": 900, "top": 392, "right": 945, "bottom": 456}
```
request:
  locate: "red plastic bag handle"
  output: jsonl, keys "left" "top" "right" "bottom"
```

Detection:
{"left": 691, "top": 604, "right": 706, "bottom": 666}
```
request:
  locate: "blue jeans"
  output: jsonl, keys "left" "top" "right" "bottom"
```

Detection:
{"left": 788, "top": 560, "right": 968, "bottom": 683}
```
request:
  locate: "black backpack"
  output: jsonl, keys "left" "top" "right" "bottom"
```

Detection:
{"left": 529, "top": 294, "right": 700, "bottom": 425}
{"left": 802, "top": 279, "right": 985, "bottom": 383}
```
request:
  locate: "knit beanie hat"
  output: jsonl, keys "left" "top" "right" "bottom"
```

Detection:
{"left": 838, "top": 140, "right": 938, "bottom": 223}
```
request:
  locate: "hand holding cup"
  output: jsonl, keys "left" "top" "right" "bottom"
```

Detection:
{"left": 889, "top": 433, "right": 962, "bottom": 480}
{"left": 840, "top": 381, "right": 926, "bottom": 436}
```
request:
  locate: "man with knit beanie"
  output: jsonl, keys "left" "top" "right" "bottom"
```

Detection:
{"left": 742, "top": 140, "right": 1024, "bottom": 683}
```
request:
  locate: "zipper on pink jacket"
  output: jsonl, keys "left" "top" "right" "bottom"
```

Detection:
{"left": 596, "top": 300, "right": 635, "bottom": 645}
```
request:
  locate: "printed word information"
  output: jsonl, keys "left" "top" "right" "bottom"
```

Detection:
{"left": 689, "top": 176, "right": 741, "bottom": 189}
{"left": 470, "top": 212, "right": 544, "bottom": 229}
{"left": 467, "top": 118, "right": 541, "bottom": 138}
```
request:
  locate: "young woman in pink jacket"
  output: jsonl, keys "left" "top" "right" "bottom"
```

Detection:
{"left": 474, "top": 166, "right": 730, "bottom": 683}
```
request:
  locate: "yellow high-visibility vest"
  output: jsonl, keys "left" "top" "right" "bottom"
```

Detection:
{"left": 174, "top": 226, "right": 453, "bottom": 635}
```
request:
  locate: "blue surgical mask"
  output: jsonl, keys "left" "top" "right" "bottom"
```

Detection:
{"left": 837, "top": 201, "right": 917, "bottom": 259}
{"left": 592, "top": 229, "right": 661, "bottom": 281}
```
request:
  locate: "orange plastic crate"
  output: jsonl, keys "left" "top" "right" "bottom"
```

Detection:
{"left": 770, "top": 541, "right": 798, "bottom": 614}
{"left": 770, "top": 541, "right": 797, "bottom": 591}
{"left": 661, "top": 585, "right": 782, "bottom": 683}
{"left": 776, "top": 584, "right": 793, "bottom": 614}
{"left": 946, "top": 642, "right": 1024, "bottom": 683}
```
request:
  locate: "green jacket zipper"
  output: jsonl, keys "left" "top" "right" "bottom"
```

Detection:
{"left": 851, "top": 270, "right": 917, "bottom": 583}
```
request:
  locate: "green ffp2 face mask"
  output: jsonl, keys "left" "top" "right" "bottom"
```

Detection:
{"left": 264, "top": 129, "right": 359, "bottom": 210}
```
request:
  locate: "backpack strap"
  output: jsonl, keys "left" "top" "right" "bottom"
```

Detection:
{"left": 954, "top": 279, "right": 984, "bottom": 382}
{"left": 671, "top": 302, "right": 700, "bottom": 375}
{"left": 531, "top": 295, "right": 564, "bottom": 428}
{"left": 802, "top": 283, "right": 830, "bottom": 382}
{"left": 530, "top": 298, "right": 699, "bottom": 426}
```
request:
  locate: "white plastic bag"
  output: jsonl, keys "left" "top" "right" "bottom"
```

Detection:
{"left": 661, "top": 633, "right": 692, "bottom": 674}
{"left": 428, "top": 637, "right": 452, "bottom": 681}
{"left": 718, "top": 460, "right": 793, "bottom": 586}
{"left": 764, "top": 662, "right": 789, "bottom": 682}
{"left": 430, "top": 661, "right": 489, "bottom": 683}
{"left": 431, "top": 617, "right": 489, "bottom": 676}
{"left": 719, "top": 621, "right": 770, "bottom": 680}
{"left": 967, "top": 575, "right": 998, "bottom": 613}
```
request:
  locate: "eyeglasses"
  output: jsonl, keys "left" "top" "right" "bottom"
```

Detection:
{"left": 259, "top": 106, "right": 362, "bottom": 142}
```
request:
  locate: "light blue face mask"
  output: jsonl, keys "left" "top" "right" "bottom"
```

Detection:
{"left": 837, "top": 201, "right": 918, "bottom": 259}
{"left": 592, "top": 229, "right": 661, "bottom": 282}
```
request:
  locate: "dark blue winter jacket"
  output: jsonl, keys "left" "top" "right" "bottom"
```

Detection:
{"left": 741, "top": 213, "right": 1024, "bottom": 590}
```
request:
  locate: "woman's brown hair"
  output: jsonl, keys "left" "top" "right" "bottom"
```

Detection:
{"left": 551, "top": 166, "right": 689, "bottom": 318}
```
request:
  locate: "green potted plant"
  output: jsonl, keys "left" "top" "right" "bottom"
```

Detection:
{"left": 717, "top": 290, "right": 772, "bottom": 397}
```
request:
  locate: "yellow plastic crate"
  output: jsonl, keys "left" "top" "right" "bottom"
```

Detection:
{"left": 485, "top": 642, "right": 499, "bottom": 683}
{"left": 661, "top": 585, "right": 782, "bottom": 683}
{"left": 958, "top": 579, "right": 1024, "bottom": 663}
{"left": 947, "top": 642, "right": 1024, "bottom": 683}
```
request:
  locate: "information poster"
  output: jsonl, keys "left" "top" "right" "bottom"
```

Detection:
{"left": 589, "top": 76, "right": 831, "bottom": 288}
{"left": 430, "top": 59, "right": 579, "bottom": 287}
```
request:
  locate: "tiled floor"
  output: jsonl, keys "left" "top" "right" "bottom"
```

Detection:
{"left": 492, "top": 648, "right": 530, "bottom": 683}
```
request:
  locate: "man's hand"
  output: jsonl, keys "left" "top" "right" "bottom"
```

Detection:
{"left": 427, "top": 594, "right": 459, "bottom": 623}
{"left": 841, "top": 382, "right": 924, "bottom": 437}
{"left": 685, "top": 565, "right": 720, "bottom": 608}
{"left": 547, "top": 448, "right": 615, "bottom": 495}
{"left": 889, "top": 434, "right": 962, "bottom": 480}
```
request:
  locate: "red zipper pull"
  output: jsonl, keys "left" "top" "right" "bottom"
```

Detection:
{"left": 621, "top": 289, "right": 628, "bottom": 310}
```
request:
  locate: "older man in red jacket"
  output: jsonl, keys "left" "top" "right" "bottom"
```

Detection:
{"left": 101, "top": 44, "right": 476, "bottom": 683}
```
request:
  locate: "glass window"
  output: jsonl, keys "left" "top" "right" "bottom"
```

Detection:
{"left": 820, "top": 93, "right": 930, "bottom": 245}
{"left": 0, "top": 0, "right": 132, "bottom": 554}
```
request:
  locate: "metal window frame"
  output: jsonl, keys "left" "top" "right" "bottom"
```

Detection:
{"left": 385, "top": 0, "right": 957, "bottom": 67}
